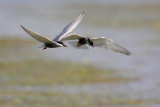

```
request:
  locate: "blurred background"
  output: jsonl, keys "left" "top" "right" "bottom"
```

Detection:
{"left": 0, "top": 0, "right": 160, "bottom": 106}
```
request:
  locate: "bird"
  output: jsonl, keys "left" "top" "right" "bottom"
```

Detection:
{"left": 60, "top": 34, "right": 131, "bottom": 56}
{"left": 20, "top": 11, "right": 84, "bottom": 50}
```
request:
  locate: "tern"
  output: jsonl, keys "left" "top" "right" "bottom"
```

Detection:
{"left": 20, "top": 12, "right": 84, "bottom": 50}
{"left": 21, "top": 11, "right": 131, "bottom": 56}
{"left": 61, "top": 34, "right": 131, "bottom": 56}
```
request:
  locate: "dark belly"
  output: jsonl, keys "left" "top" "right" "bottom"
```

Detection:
{"left": 45, "top": 43, "right": 55, "bottom": 48}
{"left": 78, "top": 38, "right": 87, "bottom": 45}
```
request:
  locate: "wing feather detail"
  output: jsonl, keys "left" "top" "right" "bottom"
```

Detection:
{"left": 60, "top": 34, "right": 84, "bottom": 41}
{"left": 20, "top": 25, "right": 54, "bottom": 44}
{"left": 54, "top": 12, "right": 84, "bottom": 41}
{"left": 91, "top": 37, "right": 131, "bottom": 55}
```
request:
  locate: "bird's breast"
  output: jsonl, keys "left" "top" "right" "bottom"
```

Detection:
{"left": 78, "top": 38, "right": 87, "bottom": 45}
{"left": 45, "top": 43, "right": 61, "bottom": 48}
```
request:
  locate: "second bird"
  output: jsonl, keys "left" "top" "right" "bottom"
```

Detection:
{"left": 61, "top": 34, "right": 131, "bottom": 56}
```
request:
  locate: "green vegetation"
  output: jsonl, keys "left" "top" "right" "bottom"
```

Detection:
{"left": 0, "top": 38, "right": 158, "bottom": 107}
{"left": 0, "top": 37, "right": 35, "bottom": 48}
{"left": 0, "top": 58, "right": 134, "bottom": 86}
{"left": 1, "top": 90, "right": 159, "bottom": 107}
{"left": 0, "top": 38, "right": 133, "bottom": 86}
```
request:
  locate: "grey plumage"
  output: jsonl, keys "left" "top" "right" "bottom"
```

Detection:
{"left": 53, "top": 11, "right": 84, "bottom": 41}
{"left": 61, "top": 34, "right": 131, "bottom": 56}
{"left": 20, "top": 12, "right": 84, "bottom": 49}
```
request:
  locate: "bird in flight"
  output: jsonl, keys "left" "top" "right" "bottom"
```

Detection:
{"left": 21, "top": 11, "right": 131, "bottom": 56}
{"left": 61, "top": 34, "right": 131, "bottom": 56}
{"left": 21, "top": 11, "right": 84, "bottom": 50}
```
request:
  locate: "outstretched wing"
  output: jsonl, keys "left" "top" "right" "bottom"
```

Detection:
{"left": 91, "top": 37, "right": 131, "bottom": 55}
{"left": 60, "top": 34, "right": 84, "bottom": 41}
{"left": 53, "top": 12, "right": 84, "bottom": 41}
{"left": 20, "top": 25, "right": 54, "bottom": 44}
{"left": 68, "top": 41, "right": 89, "bottom": 49}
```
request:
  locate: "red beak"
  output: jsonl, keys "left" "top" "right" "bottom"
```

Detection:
{"left": 43, "top": 47, "right": 47, "bottom": 50}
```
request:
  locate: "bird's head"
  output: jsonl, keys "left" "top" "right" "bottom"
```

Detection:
{"left": 57, "top": 41, "right": 67, "bottom": 47}
{"left": 87, "top": 37, "right": 94, "bottom": 48}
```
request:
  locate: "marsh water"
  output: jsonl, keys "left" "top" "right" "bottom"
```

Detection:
{"left": 0, "top": 0, "right": 160, "bottom": 106}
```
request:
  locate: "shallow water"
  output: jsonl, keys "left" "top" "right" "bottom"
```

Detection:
{"left": 0, "top": 1, "right": 160, "bottom": 106}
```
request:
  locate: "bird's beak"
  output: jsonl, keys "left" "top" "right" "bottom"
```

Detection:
{"left": 43, "top": 47, "right": 47, "bottom": 50}
{"left": 63, "top": 44, "right": 67, "bottom": 47}
{"left": 77, "top": 43, "right": 81, "bottom": 47}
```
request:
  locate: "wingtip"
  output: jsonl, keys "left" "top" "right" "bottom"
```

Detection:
{"left": 81, "top": 11, "right": 85, "bottom": 16}
{"left": 125, "top": 51, "right": 131, "bottom": 56}
{"left": 20, "top": 25, "right": 25, "bottom": 29}
{"left": 128, "top": 52, "right": 132, "bottom": 56}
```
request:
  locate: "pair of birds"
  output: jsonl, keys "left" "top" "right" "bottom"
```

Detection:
{"left": 21, "top": 12, "right": 131, "bottom": 56}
